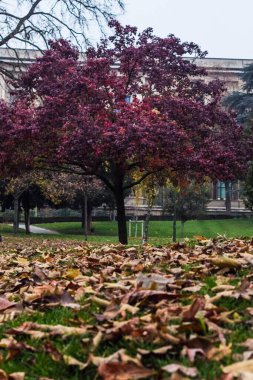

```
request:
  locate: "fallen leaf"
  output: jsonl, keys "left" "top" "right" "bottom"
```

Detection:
{"left": 223, "top": 360, "right": 253, "bottom": 375}
{"left": 162, "top": 363, "right": 198, "bottom": 377}
{"left": 9, "top": 373, "right": 25, "bottom": 380}
{"left": 98, "top": 362, "right": 155, "bottom": 380}
{"left": 0, "top": 298, "right": 16, "bottom": 312}
{"left": 0, "top": 370, "right": 7, "bottom": 380}
{"left": 209, "top": 257, "right": 242, "bottom": 269}
{"left": 63, "top": 355, "right": 88, "bottom": 370}
{"left": 182, "top": 298, "right": 205, "bottom": 321}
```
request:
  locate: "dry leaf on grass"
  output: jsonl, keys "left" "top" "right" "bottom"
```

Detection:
{"left": 98, "top": 362, "right": 155, "bottom": 380}
{"left": 223, "top": 360, "right": 253, "bottom": 375}
{"left": 162, "top": 363, "right": 198, "bottom": 377}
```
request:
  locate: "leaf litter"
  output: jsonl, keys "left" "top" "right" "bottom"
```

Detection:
{"left": 0, "top": 237, "right": 253, "bottom": 378}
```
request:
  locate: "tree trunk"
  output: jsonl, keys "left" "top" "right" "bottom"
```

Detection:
{"left": 115, "top": 186, "right": 127, "bottom": 245}
{"left": 225, "top": 181, "right": 231, "bottom": 212}
{"left": 84, "top": 192, "right": 88, "bottom": 240}
{"left": 87, "top": 208, "right": 92, "bottom": 233}
{"left": 81, "top": 204, "right": 84, "bottom": 228}
{"left": 81, "top": 201, "right": 92, "bottom": 235}
{"left": 172, "top": 204, "right": 177, "bottom": 242}
{"left": 13, "top": 195, "right": 19, "bottom": 234}
{"left": 22, "top": 191, "right": 30, "bottom": 235}
{"left": 142, "top": 204, "right": 152, "bottom": 244}
{"left": 24, "top": 207, "right": 30, "bottom": 234}
{"left": 180, "top": 220, "right": 185, "bottom": 240}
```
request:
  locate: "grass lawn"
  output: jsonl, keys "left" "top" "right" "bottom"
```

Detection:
{"left": 0, "top": 237, "right": 252, "bottom": 379}
{"left": 37, "top": 218, "right": 253, "bottom": 238}
{"left": 1, "top": 219, "right": 253, "bottom": 244}
{"left": 38, "top": 218, "right": 253, "bottom": 242}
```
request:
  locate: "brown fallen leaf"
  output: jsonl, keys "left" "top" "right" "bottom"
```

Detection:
{"left": 98, "top": 362, "right": 155, "bottom": 380}
{"left": 138, "top": 345, "right": 172, "bottom": 355}
{"left": 182, "top": 297, "right": 205, "bottom": 321}
{"left": 7, "top": 322, "right": 89, "bottom": 338}
{"left": 44, "top": 342, "right": 62, "bottom": 362}
{"left": 181, "top": 347, "right": 205, "bottom": 362}
{"left": 63, "top": 355, "right": 88, "bottom": 370}
{"left": 206, "top": 344, "right": 232, "bottom": 361}
{"left": 209, "top": 257, "right": 243, "bottom": 269}
{"left": 90, "top": 349, "right": 141, "bottom": 367}
{"left": 162, "top": 363, "right": 198, "bottom": 377}
{"left": 0, "top": 337, "right": 35, "bottom": 352}
{"left": 0, "top": 370, "right": 7, "bottom": 380}
{"left": 183, "top": 284, "right": 202, "bottom": 293}
{"left": 92, "top": 331, "right": 103, "bottom": 351}
{"left": 243, "top": 351, "right": 253, "bottom": 361}
{"left": 121, "top": 290, "right": 180, "bottom": 305}
{"left": 9, "top": 373, "right": 25, "bottom": 380}
{"left": 222, "top": 359, "right": 253, "bottom": 375}
{"left": 240, "top": 339, "right": 253, "bottom": 350}
{"left": 0, "top": 298, "right": 16, "bottom": 312}
{"left": 136, "top": 273, "right": 173, "bottom": 290}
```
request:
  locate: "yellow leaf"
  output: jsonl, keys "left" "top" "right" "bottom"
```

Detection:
{"left": 63, "top": 269, "right": 82, "bottom": 279}
{"left": 209, "top": 257, "right": 242, "bottom": 268}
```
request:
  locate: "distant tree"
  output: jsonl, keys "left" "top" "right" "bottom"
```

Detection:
{"left": 0, "top": 22, "right": 249, "bottom": 244}
{"left": 242, "top": 163, "right": 253, "bottom": 210}
{"left": 48, "top": 174, "right": 115, "bottom": 235}
{"left": 223, "top": 63, "right": 253, "bottom": 209}
{"left": 0, "top": 0, "right": 124, "bottom": 78}
{"left": 4, "top": 172, "right": 50, "bottom": 234}
{"left": 223, "top": 63, "right": 253, "bottom": 126}
{"left": 165, "top": 181, "right": 210, "bottom": 241}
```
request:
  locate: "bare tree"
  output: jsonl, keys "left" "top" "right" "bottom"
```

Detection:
{"left": 0, "top": 0, "right": 124, "bottom": 77}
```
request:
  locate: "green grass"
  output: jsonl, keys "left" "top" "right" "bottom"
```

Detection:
{"left": 37, "top": 219, "right": 253, "bottom": 239}
{"left": 1, "top": 218, "right": 253, "bottom": 243}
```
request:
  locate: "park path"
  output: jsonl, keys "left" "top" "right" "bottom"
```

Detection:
{"left": 15, "top": 224, "right": 60, "bottom": 235}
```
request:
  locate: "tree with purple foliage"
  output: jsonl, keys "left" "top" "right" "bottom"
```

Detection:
{"left": 0, "top": 21, "right": 249, "bottom": 244}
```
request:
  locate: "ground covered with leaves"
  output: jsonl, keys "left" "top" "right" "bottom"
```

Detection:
{"left": 0, "top": 238, "right": 253, "bottom": 379}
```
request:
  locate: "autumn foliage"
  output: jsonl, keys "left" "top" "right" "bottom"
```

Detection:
{"left": 0, "top": 21, "right": 250, "bottom": 243}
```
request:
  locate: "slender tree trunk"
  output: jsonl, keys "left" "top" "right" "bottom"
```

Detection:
{"left": 81, "top": 201, "right": 92, "bottom": 234}
{"left": 24, "top": 207, "right": 30, "bottom": 234}
{"left": 225, "top": 181, "right": 231, "bottom": 212}
{"left": 22, "top": 191, "right": 30, "bottom": 234}
{"left": 87, "top": 207, "right": 92, "bottom": 233}
{"left": 180, "top": 220, "right": 185, "bottom": 240}
{"left": 114, "top": 186, "right": 127, "bottom": 245}
{"left": 81, "top": 204, "right": 85, "bottom": 228}
{"left": 84, "top": 192, "right": 88, "bottom": 240}
{"left": 142, "top": 204, "right": 152, "bottom": 244}
{"left": 172, "top": 204, "right": 177, "bottom": 242}
{"left": 13, "top": 195, "right": 19, "bottom": 234}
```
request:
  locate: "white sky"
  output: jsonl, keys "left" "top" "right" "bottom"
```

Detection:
{"left": 117, "top": 0, "right": 253, "bottom": 59}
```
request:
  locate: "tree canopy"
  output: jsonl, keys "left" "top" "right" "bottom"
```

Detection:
{"left": 0, "top": 21, "right": 249, "bottom": 243}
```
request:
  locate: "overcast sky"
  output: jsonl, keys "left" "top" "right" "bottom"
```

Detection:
{"left": 117, "top": 0, "right": 253, "bottom": 59}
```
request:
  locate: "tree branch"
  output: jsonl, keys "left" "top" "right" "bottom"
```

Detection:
{"left": 0, "top": 0, "right": 42, "bottom": 47}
